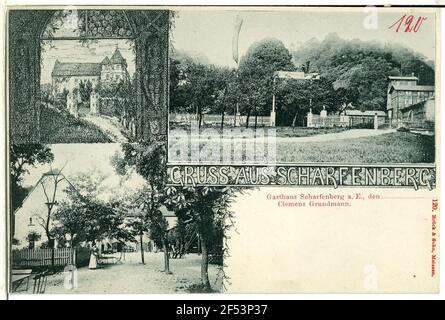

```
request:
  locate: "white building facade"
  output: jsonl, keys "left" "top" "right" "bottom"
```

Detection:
{"left": 51, "top": 47, "right": 130, "bottom": 96}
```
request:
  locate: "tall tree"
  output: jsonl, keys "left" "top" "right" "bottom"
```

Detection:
{"left": 290, "top": 33, "right": 434, "bottom": 112}
{"left": 276, "top": 77, "right": 335, "bottom": 126}
{"left": 238, "top": 38, "right": 294, "bottom": 127}
{"left": 38, "top": 167, "right": 66, "bottom": 250}
{"left": 114, "top": 195, "right": 148, "bottom": 264}
{"left": 112, "top": 142, "right": 172, "bottom": 273}
{"left": 170, "top": 51, "right": 238, "bottom": 129}
{"left": 165, "top": 186, "right": 239, "bottom": 291}
{"left": 10, "top": 144, "right": 54, "bottom": 236}
{"left": 53, "top": 172, "right": 134, "bottom": 250}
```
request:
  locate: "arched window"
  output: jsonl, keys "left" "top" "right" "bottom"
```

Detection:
{"left": 39, "top": 9, "right": 137, "bottom": 136}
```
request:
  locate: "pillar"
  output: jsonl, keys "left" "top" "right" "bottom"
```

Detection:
{"left": 270, "top": 93, "right": 276, "bottom": 127}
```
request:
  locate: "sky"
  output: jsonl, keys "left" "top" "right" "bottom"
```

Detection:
{"left": 40, "top": 39, "right": 136, "bottom": 85}
{"left": 39, "top": 9, "right": 436, "bottom": 83}
{"left": 171, "top": 9, "right": 436, "bottom": 68}
{"left": 23, "top": 144, "right": 145, "bottom": 202}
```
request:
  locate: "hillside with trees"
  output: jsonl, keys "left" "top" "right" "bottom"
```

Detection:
{"left": 170, "top": 33, "right": 435, "bottom": 127}
{"left": 290, "top": 33, "right": 434, "bottom": 110}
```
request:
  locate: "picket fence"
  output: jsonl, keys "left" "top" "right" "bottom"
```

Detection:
{"left": 12, "top": 248, "right": 90, "bottom": 268}
{"left": 170, "top": 113, "right": 271, "bottom": 127}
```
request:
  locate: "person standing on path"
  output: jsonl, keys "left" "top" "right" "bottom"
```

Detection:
{"left": 89, "top": 244, "right": 100, "bottom": 269}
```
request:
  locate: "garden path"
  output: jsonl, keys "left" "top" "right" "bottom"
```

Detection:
{"left": 26, "top": 253, "right": 222, "bottom": 294}
{"left": 83, "top": 114, "right": 129, "bottom": 143}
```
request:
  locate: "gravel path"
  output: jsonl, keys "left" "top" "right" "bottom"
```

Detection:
{"left": 83, "top": 115, "right": 129, "bottom": 143}
{"left": 32, "top": 253, "right": 223, "bottom": 294}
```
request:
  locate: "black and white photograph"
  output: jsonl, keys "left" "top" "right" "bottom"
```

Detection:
{"left": 10, "top": 143, "right": 233, "bottom": 293}
{"left": 168, "top": 9, "right": 436, "bottom": 165}
{"left": 5, "top": 5, "right": 441, "bottom": 298}
{"left": 9, "top": 9, "right": 169, "bottom": 144}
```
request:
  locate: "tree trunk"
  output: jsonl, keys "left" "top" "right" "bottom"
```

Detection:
{"left": 254, "top": 111, "right": 258, "bottom": 130}
{"left": 49, "top": 238, "right": 55, "bottom": 267}
{"left": 220, "top": 111, "right": 225, "bottom": 130}
{"left": 140, "top": 232, "right": 145, "bottom": 265}
{"left": 72, "top": 247, "right": 76, "bottom": 266}
{"left": 197, "top": 233, "right": 201, "bottom": 255}
{"left": 292, "top": 111, "right": 298, "bottom": 128}
{"left": 219, "top": 87, "right": 228, "bottom": 130}
{"left": 163, "top": 239, "right": 171, "bottom": 274}
{"left": 233, "top": 105, "right": 238, "bottom": 126}
{"left": 197, "top": 104, "right": 203, "bottom": 129}
{"left": 45, "top": 226, "right": 55, "bottom": 267}
{"left": 200, "top": 233, "right": 211, "bottom": 290}
{"left": 245, "top": 109, "right": 251, "bottom": 128}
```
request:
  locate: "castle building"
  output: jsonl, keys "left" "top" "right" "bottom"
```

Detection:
{"left": 51, "top": 47, "right": 130, "bottom": 96}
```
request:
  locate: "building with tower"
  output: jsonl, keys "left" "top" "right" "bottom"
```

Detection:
{"left": 51, "top": 46, "right": 130, "bottom": 96}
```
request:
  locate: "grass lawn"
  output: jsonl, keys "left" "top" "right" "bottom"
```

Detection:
{"left": 40, "top": 106, "right": 112, "bottom": 143}
{"left": 277, "top": 132, "right": 435, "bottom": 163}
{"left": 170, "top": 123, "right": 348, "bottom": 138}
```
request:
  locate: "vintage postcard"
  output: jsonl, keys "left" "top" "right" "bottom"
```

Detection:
{"left": 4, "top": 5, "right": 440, "bottom": 295}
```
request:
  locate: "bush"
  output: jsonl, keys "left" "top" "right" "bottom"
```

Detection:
{"left": 352, "top": 122, "right": 374, "bottom": 129}
{"left": 397, "top": 126, "right": 410, "bottom": 132}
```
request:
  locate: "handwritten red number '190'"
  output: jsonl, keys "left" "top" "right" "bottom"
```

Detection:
{"left": 389, "top": 15, "right": 427, "bottom": 33}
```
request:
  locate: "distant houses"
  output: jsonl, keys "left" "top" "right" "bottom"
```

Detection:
{"left": 341, "top": 110, "right": 387, "bottom": 128}
{"left": 282, "top": 73, "right": 435, "bottom": 129}
{"left": 307, "top": 74, "right": 436, "bottom": 129}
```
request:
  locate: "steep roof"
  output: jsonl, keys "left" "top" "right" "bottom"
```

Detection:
{"left": 110, "top": 48, "right": 126, "bottom": 65}
{"left": 13, "top": 171, "right": 72, "bottom": 216}
{"left": 388, "top": 76, "right": 419, "bottom": 81}
{"left": 101, "top": 56, "right": 111, "bottom": 65}
{"left": 401, "top": 97, "right": 435, "bottom": 111}
{"left": 344, "top": 110, "right": 387, "bottom": 117}
{"left": 52, "top": 61, "right": 102, "bottom": 77}
{"left": 389, "top": 85, "right": 435, "bottom": 92}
